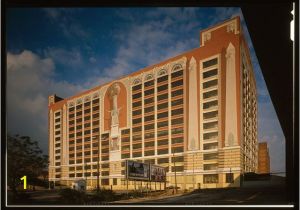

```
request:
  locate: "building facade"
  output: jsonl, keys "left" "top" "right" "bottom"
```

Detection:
{"left": 48, "top": 17, "right": 258, "bottom": 190}
{"left": 258, "top": 142, "right": 270, "bottom": 174}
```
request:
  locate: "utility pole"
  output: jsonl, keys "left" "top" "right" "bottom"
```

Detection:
{"left": 173, "top": 152, "right": 177, "bottom": 194}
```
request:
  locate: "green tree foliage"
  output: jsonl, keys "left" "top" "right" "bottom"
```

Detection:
{"left": 7, "top": 134, "right": 48, "bottom": 193}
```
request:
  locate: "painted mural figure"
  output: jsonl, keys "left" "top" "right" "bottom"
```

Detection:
{"left": 109, "top": 83, "right": 121, "bottom": 126}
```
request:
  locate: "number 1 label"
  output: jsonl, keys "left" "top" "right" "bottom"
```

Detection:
{"left": 21, "top": 176, "right": 27, "bottom": 189}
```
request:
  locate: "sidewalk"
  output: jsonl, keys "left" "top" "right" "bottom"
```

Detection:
{"left": 111, "top": 191, "right": 185, "bottom": 204}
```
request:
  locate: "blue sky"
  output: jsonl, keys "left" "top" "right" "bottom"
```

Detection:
{"left": 6, "top": 7, "right": 285, "bottom": 173}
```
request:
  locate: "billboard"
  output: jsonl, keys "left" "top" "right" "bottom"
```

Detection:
{"left": 150, "top": 165, "right": 166, "bottom": 182}
{"left": 126, "top": 160, "right": 150, "bottom": 180}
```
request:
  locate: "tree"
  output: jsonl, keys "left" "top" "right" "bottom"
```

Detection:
{"left": 7, "top": 134, "right": 48, "bottom": 193}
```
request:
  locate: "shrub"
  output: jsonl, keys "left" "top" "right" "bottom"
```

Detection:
{"left": 59, "top": 188, "right": 88, "bottom": 205}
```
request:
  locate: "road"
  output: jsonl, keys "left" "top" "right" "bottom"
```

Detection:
{"left": 112, "top": 176, "right": 289, "bottom": 205}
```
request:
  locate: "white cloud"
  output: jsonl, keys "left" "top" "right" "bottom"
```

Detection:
{"left": 7, "top": 50, "right": 84, "bottom": 153}
{"left": 43, "top": 47, "right": 83, "bottom": 68}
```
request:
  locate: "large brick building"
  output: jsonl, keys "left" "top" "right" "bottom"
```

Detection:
{"left": 48, "top": 16, "right": 258, "bottom": 190}
{"left": 258, "top": 142, "right": 270, "bottom": 174}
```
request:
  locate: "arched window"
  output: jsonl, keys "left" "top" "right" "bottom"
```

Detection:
{"left": 172, "top": 64, "right": 183, "bottom": 72}
{"left": 158, "top": 69, "right": 167, "bottom": 77}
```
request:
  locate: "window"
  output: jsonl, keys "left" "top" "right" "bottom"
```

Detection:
{"left": 76, "top": 111, "right": 82, "bottom": 116}
{"left": 171, "top": 98, "right": 183, "bottom": 106}
{"left": 203, "top": 174, "right": 218, "bottom": 183}
{"left": 172, "top": 137, "right": 183, "bottom": 144}
{"left": 204, "top": 164, "right": 218, "bottom": 170}
{"left": 145, "top": 141, "right": 154, "bottom": 147}
{"left": 171, "top": 156, "right": 184, "bottom": 162}
{"left": 133, "top": 101, "right": 142, "bottom": 108}
{"left": 92, "top": 99, "right": 99, "bottom": 104}
{"left": 157, "top": 75, "right": 168, "bottom": 83}
{"left": 203, "top": 79, "right": 218, "bottom": 89}
{"left": 132, "top": 84, "right": 142, "bottom": 91}
{"left": 172, "top": 147, "right": 183, "bottom": 153}
{"left": 171, "top": 79, "right": 183, "bottom": 88}
{"left": 84, "top": 101, "right": 91, "bottom": 107}
{"left": 144, "top": 124, "right": 154, "bottom": 130}
{"left": 171, "top": 118, "right": 183, "bottom": 125}
{"left": 76, "top": 105, "right": 82, "bottom": 110}
{"left": 203, "top": 153, "right": 218, "bottom": 160}
{"left": 203, "top": 121, "right": 218, "bottom": 129}
{"left": 171, "top": 70, "right": 183, "bottom": 78}
{"left": 157, "top": 102, "right": 168, "bottom": 110}
{"left": 203, "top": 111, "right": 218, "bottom": 119}
{"left": 133, "top": 152, "right": 142, "bottom": 157}
{"left": 145, "top": 88, "right": 154, "bottom": 96}
{"left": 132, "top": 92, "right": 142, "bottom": 100}
{"left": 76, "top": 125, "right": 82, "bottom": 130}
{"left": 144, "top": 106, "right": 154, "bottom": 113}
{"left": 84, "top": 109, "right": 90, "bottom": 114}
{"left": 203, "top": 89, "right": 218, "bottom": 99}
{"left": 122, "top": 145, "right": 130, "bottom": 150}
{"left": 121, "top": 129, "right": 130, "bottom": 135}
{"left": 69, "top": 107, "right": 75, "bottom": 112}
{"left": 171, "top": 108, "right": 183, "bottom": 116}
{"left": 132, "top": 118, "right": 142, "bottom": 124}
{"left": 157, "top": 139, "right": 168, "bottom": 146}
{"left": 145, "top": 132, "right": 154, "bottom": 139}
{"left": 157, "top": 84, "right": 168, "bottom": 92}
{"left": 203, "top": 69, "right": 218, "bottom": 79}
{"left": 145, "top": 97, "right": 154, "bottom": 105}
{"left": 144, "top": 80, "right": 154, "bottom": 87}
{"left": 144, "top": 115, "right": 154, "bottom": 122}
{"left": 101, "top": 179, "right": 109, "bottom": 185}
{"left": 93, "top": 113, "right": 99, "bottom": 118}
{"left": 203, "top": 100, "right": 218, "bottom": 109}
{"left": 92, "top": 106, "right": 99, "bottom": 111}
{"left": 122, "top": 137, "right": 130, "bottom": 143}
{"left": 101, "top": 163, "right": 109, "bottom": 168}
{"left": 84, "top": 116, "right": 90, "bottom": 121}
{"left": 132, "top": 126, "right": 142, "bottom": 132}
{"left": 157, "top": 121, "right": 168, "bottom": 128}
{"left": 55, "top": 118, "right": 60, "bottom": 123}
{"left": 133, "top": 143, "right": 142, "bottom": 149}
{"left": 144, "top": 150, "right": 154, "bottom": 156}
{"left": 157, "top": 130, "right": 168, "bottom": 137}
{"left": 157, "top": 148, "right": 168, "bottom": 155}
{"left": 122, "top": 153, "right": 130, "bottom": 159}
{"left": 203, "top": 58, "right": 218, "bottom": 68}
{"left": 203, "top": 132, "right": 218, "bottom": 140}
{"left": 171, "top": 89, "right": 183, "bottom": 97}
{"left": 157, "top": 93, "right": 168, "bottom": 101}
{"left": 158, "top": 158, "right": 169, "bottom": 164}
{"left": 171, "top": 166, "right": 184, "bottom": 172}
{"left": 226, "top": 173, "right": 234, "bottom": 183}
{"left": 132, "top": 135, "right": 141, "bottom": 141}
{"left": 113, "top": 178, "right": 118, "bottom": 185}
{"left": 157, "top": 112, "right": 168, "bottom": 119}
{"left": 171, "top": 127, "right": 183, "bottom": 135}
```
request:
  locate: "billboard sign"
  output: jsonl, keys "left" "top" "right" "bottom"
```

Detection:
{"left": 150, "top": 165, "right": 166, "bottom": 182}
{"left": 126, "top": 160, "right": 150, "bottom": 180}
